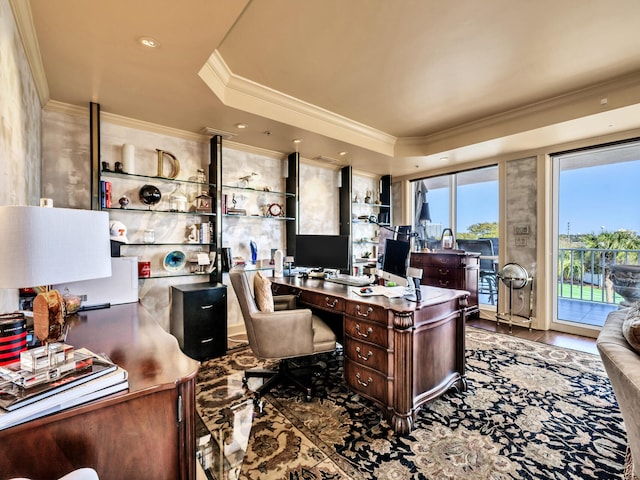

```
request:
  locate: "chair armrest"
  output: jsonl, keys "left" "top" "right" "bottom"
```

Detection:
{"left": 274, "top": 294, "right": 297, "bottom": 311}
{"left": 250, "top": 308, "right": 315, "bottom": 358}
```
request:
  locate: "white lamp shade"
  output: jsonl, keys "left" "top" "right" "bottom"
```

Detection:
{"left": 0, "top": 206, "right": 112, "bottom": 289}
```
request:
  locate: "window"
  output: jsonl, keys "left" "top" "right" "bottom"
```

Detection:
{"left": 412, "top": 165, "right": 498, "bottom": 305}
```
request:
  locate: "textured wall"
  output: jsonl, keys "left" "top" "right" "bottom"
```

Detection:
{"left": 504, "top": 157, "right": 537, "bottom": 317}
{"left": 299, "top": 162, "right": 340, "bottom": 234}
{"left": 0, "top": 0, "right": 42, "bottom": 312}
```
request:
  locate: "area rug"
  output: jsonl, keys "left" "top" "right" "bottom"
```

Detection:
{"left": 196, "top": 327, "right": 627, "bottom": 479}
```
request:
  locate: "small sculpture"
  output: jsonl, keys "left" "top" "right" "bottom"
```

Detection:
{"left": 250, "top": 240, "right": 258, "bottom": 264}
{"left": 238, "top": 172, "right": 258, "bottom": 187}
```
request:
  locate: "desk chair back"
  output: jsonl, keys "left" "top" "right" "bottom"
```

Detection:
{"left": 229, "top": 270, "right": 335, "bottom": 360}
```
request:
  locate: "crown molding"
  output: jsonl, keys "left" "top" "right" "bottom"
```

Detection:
{"left": 199, "top": 50, "right": 397, "bottom": 156}
{"left": 395, "top": 70, "right": 640, "bottom": 158}
{"left": 9, "top": 0, "right": 49, "bottom": 106}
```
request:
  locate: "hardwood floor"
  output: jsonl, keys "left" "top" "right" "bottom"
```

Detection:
{"left": 467, "top": 318, "right": 599, "bottom": 355}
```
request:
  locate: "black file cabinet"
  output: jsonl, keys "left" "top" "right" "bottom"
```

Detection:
{"left": 171, "top": 282, "right": 227, "bottom": 361}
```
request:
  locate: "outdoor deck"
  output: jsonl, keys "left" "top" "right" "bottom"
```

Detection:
{"left": 480, "top": 294, "right": 618, "bottom": 329}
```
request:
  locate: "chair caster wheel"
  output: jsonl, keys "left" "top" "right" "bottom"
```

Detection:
{"left": 305, "top": 395, "right": 312, "bottom": 402}
{"left": 242, "top": 376, "right": 248, "bottom": 386}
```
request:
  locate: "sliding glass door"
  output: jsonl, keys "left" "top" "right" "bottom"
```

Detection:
{"left": 552, "top": 139, "right": 640, "bottom": 329}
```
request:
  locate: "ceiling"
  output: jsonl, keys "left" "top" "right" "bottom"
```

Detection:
{"left": 22, "top": 0, "right": 640, "bottom": 178}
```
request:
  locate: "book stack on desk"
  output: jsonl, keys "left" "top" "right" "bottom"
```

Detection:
{"left": 0, "top": 344, "right": 128, "bottom": 430}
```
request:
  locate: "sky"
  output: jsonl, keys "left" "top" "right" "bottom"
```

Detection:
{"left": 558, "top": 160, "right": 640, "bottom": 235}
{"left": 419, "top": 158, "right": 640, "bottom": 236}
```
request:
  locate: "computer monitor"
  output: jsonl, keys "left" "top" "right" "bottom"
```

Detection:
{"left": 294, "top": 234, "right": 350, "bottom": 271}
{"left": 379, "top": 238, "right": 411, "bottom": 287}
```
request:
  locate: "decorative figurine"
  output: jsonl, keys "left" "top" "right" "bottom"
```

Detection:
{"left": 118, "top": 195, "right": 130, "bottom": 209}
{"left": 250, "top": 240, "right": 258, "bottom": 264}
{"left": 238, "top": 172, "right": 258, "bottom": 188}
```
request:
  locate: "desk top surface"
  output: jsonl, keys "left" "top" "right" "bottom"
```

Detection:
{"left": 271, "top": 276, "right": 468, "bottom": 312}
{"left": 65, "top": 303, "right": 200, "bottom": 393}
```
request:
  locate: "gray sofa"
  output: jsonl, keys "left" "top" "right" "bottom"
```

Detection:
{"left": 597, "top": 308, "right": 640, "bottom": 480}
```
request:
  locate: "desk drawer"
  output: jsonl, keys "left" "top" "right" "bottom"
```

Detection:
{"left": 411, "top": 253, "right": 462, "bottom": 269}
{"left": 298, "top": 290, "right": 345, "bottom": 313}
{"left": 345, "top": 301, "right": 386, "bottom": 324}
{"left": 344, "top": 336, "right": 387, "bottom": 373}
{"left": 423, "top": 275, "right": 459, "bottom": 289}
{"left": 344, "top": 317, "right": 388, "bottom": 347}
{"left": 344, "top": 358, "right": 387, "bottom": 405}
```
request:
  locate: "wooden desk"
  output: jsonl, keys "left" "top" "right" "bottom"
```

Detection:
{"left": 271, "top": 277, "right": 469, "bottom": 434}
{"left": 0, "top": 303, "right": 200, "bottom": 480}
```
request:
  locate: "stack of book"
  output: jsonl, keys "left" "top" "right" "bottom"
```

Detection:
{"left": 0, "top": 343, "right": 128, "bottom": 430}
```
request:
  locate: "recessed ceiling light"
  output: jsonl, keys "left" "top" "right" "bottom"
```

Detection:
{"left": 235, "top": 123, "right": 248, "bottom": 129}
{"left": 139, "top": 36, "right": 160, "bottom": 48}
{"left": 339, "top": 151, "right": 348, "bottom": 156}
{"left": 292, "top": 139, "right": 302, "bottom": 144}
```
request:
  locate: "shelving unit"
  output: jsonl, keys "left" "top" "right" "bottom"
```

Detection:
{"left": 90, "top": 102, "right": 222, "bottom": 283}
{"left": 221, "top": 184, "right": 295, "bottom": 221}
{"left": 339, "top": 166, "right": 391, "bottom": 274}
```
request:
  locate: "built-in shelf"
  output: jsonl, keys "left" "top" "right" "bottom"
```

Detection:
{"left": 122, "top": 242, "right": 215, "bottom": 247}
{"left": 223, "top": 214, "right": 294, "bottom": 221}
{"left": 141, "top": 271, "right": 216, "bottom": 280}
{"left": 352, "top": 202, "right": 390, "bottom": 208}
{"left": 102, "top": 170, "right": 215, "bottom": 188}
{"left": 222, "top": 184, "right": 295, "bottom": 197}
{"left": 105, "top": 207, "right": 215, "bottom": 216}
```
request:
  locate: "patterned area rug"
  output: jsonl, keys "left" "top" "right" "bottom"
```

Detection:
{"left": 196, "top": 327, "right": 627, "bottom": 479}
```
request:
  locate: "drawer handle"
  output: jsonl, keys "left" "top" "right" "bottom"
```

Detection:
{"left": 200, "top": 337, "right": 214, "bottom": 344}
{"left": 325, "top": 297, "right": 338, "bottom": 308}
{"left": 200, "top": 304, "right": 214, "bottom": 310}
{"left": 355, "top": 324, "right": 373, "bottom": 338}
{"left": 355, "top": 347, "right": 373, "bottom": 361}
{"left": 438, "top": 280, "right": 450, "bottom": 287}
{"left": 355, "top": 372, "right": 373, "bottom": 388}
{"left": 438, "top": 268, "right": 450, "bottom": 275}
{"left": 355, "top": 305, "right": 373, "bottom": 317}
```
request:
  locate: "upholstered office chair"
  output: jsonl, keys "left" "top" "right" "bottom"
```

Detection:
{"left": 456, "top": 238, "right": 497, "bottom": 304}
{"left": 229, "top": 270, "right": 336, "bottom": 402}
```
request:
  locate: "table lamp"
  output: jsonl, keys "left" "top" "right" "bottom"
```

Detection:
{"left": 0, "top": 206, "right": 112, "bottom": 343}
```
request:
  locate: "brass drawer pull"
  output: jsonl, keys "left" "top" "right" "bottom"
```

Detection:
{"left": 439, "top": 280, "right": 450, "bottom": 287}
{"left": 355, "top": 324, "right": 373, "bottom": 338}
{"left": 325, "top": 296, "right": 338, "bottom": 308}
{"left": 355, "top": 372, "right": 373, "bottom": 387}
{"left": 438, "top": 268, "right": 450, "bottom": 275}
{"left": 355, "top": 347, "right": 373, "bottom": 361}
{"left": 355, "top": 305, "right": 373, "bottom": 317}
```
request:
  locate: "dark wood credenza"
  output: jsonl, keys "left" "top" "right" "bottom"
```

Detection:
{"left": 271, "top": 277, "right": 469, "bottom": 435}
{"left": 410, "top": 251, "right": 480, "bottom": 318}
{"left": 0, "top": 303, "right": 200, "bottom": 480}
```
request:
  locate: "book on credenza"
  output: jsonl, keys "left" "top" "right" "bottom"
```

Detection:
{"left": 0, "top": 366, "right": 129, "bottom": 430}
{"left": 0, "top": 347, "right": 121, "bottom": 412}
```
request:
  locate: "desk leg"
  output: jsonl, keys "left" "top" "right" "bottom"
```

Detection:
{"left": 390, "top": 311, "right": 415, "bottom": 435}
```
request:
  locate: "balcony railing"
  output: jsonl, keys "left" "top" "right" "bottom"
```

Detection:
{"left": 558, "top": 247, "right": 640, "bottom": 304}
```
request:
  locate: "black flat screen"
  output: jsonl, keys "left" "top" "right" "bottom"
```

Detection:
{"left": 295, "top": 235, "right": 350, "bottom": 271}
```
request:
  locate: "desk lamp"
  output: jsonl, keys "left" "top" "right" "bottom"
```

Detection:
{"left": 0, "top": 206, "right": 112, "bottom": 343}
